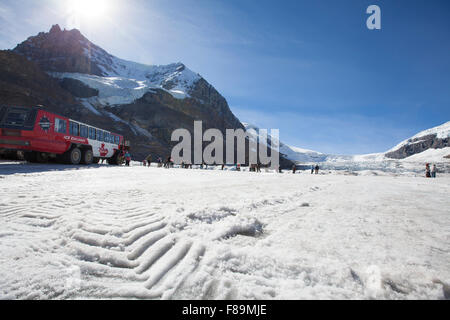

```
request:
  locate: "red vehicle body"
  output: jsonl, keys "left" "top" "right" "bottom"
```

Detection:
{"left": 0, "top": 105, "right": 128, "bottom": 165}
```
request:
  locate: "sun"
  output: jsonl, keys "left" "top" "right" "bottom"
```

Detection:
{"left": 68, "top": 0, "right": 110, "bottom": 20}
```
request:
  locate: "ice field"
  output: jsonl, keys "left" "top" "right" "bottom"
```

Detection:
{"left": 0, "top": 161, "right": 449, "bottom": 299}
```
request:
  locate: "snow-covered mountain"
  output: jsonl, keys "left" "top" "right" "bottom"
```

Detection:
{"left": 9, "top": 25, "right": 261, "bottom": 163}
{"left": 50, "top": 62, "right": 200, "bottom": 106}
{"left": 14, "top": 24, "right": 202, "bottom": 105}
{"left": 385, "top": 121, "right": 450, "bottom": 159}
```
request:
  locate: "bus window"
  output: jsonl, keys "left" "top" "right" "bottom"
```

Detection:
{"left": 70, "top": 121, "right": 79, "bottom": 136}
{"left": 89, "top": 127, "right": 96, "bottom": 139}
{"left": 104, "top": 132, "right": 110, "bottom": 143}
{"left": 55, "top": 118, "right": 67, "bottom": 133}
{"left": 80, "top": 125, "right": 88, "bottom": 138}
{"left": 0, "top": 107, "right": 37, "bottom": 130}
{"left": 4, "top": 108, "right": 28, "bottom": 126}
{"left": 0, "top": 106, "right": 7, "bottom": 123}
{"left": 115, "top": 135, "right": 120, "bottom": 144}
{"left": 96, "top": 130, "right": 103, "bottom": 141}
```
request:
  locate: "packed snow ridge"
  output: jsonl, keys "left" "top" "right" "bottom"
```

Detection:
{"left": 52, "top": 43, "right": 202, "bottom": 105}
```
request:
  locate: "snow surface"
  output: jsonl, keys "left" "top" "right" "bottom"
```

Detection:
{"left": 0, "top": 161, "right": 449, "bottom": 299}
{"left": 400, "top": 147, "right": 450, "bottom": 163}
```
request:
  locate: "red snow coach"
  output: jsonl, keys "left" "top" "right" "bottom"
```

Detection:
{"left": 0, "top": 105, "right": 129, "bottom": 165}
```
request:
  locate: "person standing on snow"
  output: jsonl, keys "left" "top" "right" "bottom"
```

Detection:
{"left": 431, "top": 164, "right": 437, "bottom": 178}
{"left": 124, "top": 151, "right": 131, "bottom": 166}
{"left": 292, "top": 165, "right": 296, "bottom": 174}
{"left": 165, "top": 156, "right": 172, "bottom": 168}
{"left": 145, "top": 154, "right": 152, "bottom": 167}
{"left": 425, "top": 163, "right": 431, "bottom": 178}
{"left": 311, "top": 165, "right": 314, "bottom": 174}
{"left": 314, "top": 164, "right": 319, "bottom": 174}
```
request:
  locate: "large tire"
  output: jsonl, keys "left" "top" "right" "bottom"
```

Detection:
{"left": 81, "top": 149, "right": 93, "bottom": 165}
{"left": 55, "top": 154, "right": 65, "bottom": 164}
{"left": 36, "top": 152, "right": 49, "bottom": 163}
{"left": 107, "top": 152, "right": 123, "bottom": 166}
{"left": 24, "top": 152, "right": 37, "bottom": 163}
{"left": 64, "top": 148, "right": 82, "bottom": 165}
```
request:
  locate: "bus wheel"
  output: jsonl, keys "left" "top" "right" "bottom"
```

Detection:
{"left": 65, "top": 148, "right": 81, "bottom": 165}
{"left": 24, "top": 152, "right": 37, "bottom": 163}
{"left": 107, "top": 153, "right": 121, "bottom": 165}
{"left": 36, "top": 152, "right": 49, "bottom": 163}
{"left": 81, "top": 149, "right": 93, "bottom": 165}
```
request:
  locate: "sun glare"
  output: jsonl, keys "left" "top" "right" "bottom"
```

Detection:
{"left": 69, "top": 0, "right": 110, "bottom": 20}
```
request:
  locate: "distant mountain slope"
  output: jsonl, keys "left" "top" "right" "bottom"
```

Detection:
{"left": 385, "top": 121, "right": 450, "bottom": 159}
{"left": 0, "top": 50, "right": 75, "bottom": 109}
{"left": 244, "top": 121, "right": 450, "bottom": 164}
{"left": 243, "top": 123, "right": 329, "bottom": 163}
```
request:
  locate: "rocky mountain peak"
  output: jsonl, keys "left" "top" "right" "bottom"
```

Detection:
{"left": 13, "top": 25, "right": 108, "bottom": 76}
{"left": 49, "top": 24, "right": 62, "bottom": 34}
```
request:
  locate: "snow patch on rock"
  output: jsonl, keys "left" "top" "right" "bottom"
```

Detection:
{"left": 50, "top": 55, "right": 201, "bottom": 105}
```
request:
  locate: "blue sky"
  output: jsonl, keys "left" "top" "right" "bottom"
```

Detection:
{"left": 1, "top": 0, "right": 449, "bottom": 154}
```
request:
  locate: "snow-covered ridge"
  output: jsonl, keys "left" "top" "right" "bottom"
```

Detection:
{"left": 387, "top": 121, "right": 450, "bottom": 153}
{"left": 53, "top": 41, "right": 202, "bottom": 105}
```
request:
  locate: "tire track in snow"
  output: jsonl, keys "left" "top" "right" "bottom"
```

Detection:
{"left": 40, "top": 189, "right": 207, "bottom": 298}
{"left": 2, "top": 172, "right": 332, "bottom": 300}
{"left": 144, "top": 240, "right": 193, "bottom": 290}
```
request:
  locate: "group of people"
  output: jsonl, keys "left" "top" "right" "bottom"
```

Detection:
{"left": 134, "top": 151, "right": 328, "bottom": 175}
{"left": 425, "top": 163, "right": 437, "bottom": 178}
{"left": 141, "top": 154, "right": 166, "bottom": 167}
{"left": 138, "top": 156, "right": 326, "bottom": 175}
{"left": 121, "top": 153, "right": 441, "bottom": 179}
{"left": 250, "top": 163, "right": 262, "bottom": 172}
{"left": 291, "top": 164, "right": 320, "bottom": 174}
